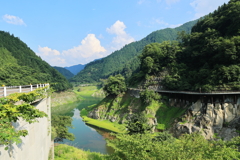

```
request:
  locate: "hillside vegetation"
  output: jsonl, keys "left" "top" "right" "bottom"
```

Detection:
{"left": 64, "top": 63, "right": 85, "bottom": 75}
{"left": 70, "top": 19, "right": 198, "bottom": 83}
{"left": 53, "top": 66, "right": 74, "bottom": 79}
{"left": 0, "top": 31, "right": 71, "bottom": 91}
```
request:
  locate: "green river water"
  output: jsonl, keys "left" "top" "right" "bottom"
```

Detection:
{"left": 54, "top": 96, "right": 114, "bottom": 154}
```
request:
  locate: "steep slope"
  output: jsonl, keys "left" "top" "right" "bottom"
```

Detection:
{"left": 53, "top": 66, "right": 74, "bottom": 79}
{"left": 0, "top": 31, "right": 71, "bottom": 91}
{"left": 65, "top": 64, "right": 85, "bottom": 75}
{"left": 70, "top": 19, "right": 198, "bottom": 83}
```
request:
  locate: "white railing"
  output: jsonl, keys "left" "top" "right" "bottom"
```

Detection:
{"left": 0, "top": 83, "right": 49, "bottom": 98}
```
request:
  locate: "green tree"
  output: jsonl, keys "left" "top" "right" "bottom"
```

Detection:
{"left": 103, "top": 74, "right": 127, "bottom": 96}
{"left": 106, "top": 133, "right": 240, "bottom": 160}
{"left": 126, "top": 113, "right": 154, "bottom": 135}
{"left": 51, "top": 115, "right": 75, "bottom": 142}
{"left": 139, "top": 89, "right": 161, "bottom": 104}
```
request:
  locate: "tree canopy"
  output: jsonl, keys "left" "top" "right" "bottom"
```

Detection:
{"left": 134, "top": 0, "right": 240, "bottom": 92}
{"left": 103, "top": 74, "right": 127, "bottom": 96}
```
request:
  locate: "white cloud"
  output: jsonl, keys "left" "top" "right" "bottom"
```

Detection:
{"left": 37, "top": 34, "right": 106, "bottom": 67}
{"left": 190, "top": 0, "right": 230, "bottom": 19}
{"left": 38, "top": 46, "right": 60, "bottom": 56}
{"left": 153, "top": 18, "right": 169, "bottom": 26}
{"left": 169, "top": 23, "right": 182, "bottom": 28}
{"left": 138, "top": 0, "right": 146, "bottom": 4}
{"left": 151, "top": 18, "right": 181, "bottom": 28}
{"left": 3, "top": 14, "right": 26, "bottom": 26}
{"left": 106, "top": 20, "right": 135, "bottom": 50}
{"left": 62, "top": 34, "right": 106, "bottom": 58}
{"left": 37, "top": 46, "right": 66, "bottom": 66}
{"left": 165, "top": 0, "right": 180, "bottom": 5}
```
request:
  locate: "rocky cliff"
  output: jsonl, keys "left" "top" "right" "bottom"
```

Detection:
{"left": 87, "top": 91, "right": 158, "bottom": 128}
{"left": 171, "top": 96, "right": 240, "bottom": 140}
{"left": 87, "top": 87, "right": 240, "bottom": 140}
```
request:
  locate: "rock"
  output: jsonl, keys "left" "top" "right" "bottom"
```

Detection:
{"left": 110, "top": 116, "right": 117, "bottom": 122}
{"left": 190, "top": 100, "right": 202, "bottom": 116}
{"left": 213, "top": 103, "right": 224, "bottom": 129}
{"left": 237, "top": 104, "right": 240, "bottom": 116}
{"left": 224, "top": 103, "right": 235, "bottom": 122}
{"left": 218, "top": 128, "right": 239, "bottom": 141}
{"left": 88, "top": 109, "right": 100, "bottom": 119}
{"left": 206, "top": 103, "right": 215, "bottom": 120}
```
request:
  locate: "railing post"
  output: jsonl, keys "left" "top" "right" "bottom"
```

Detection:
{"left": 37, "top": 84, "right": 39, "bottom": 88}
{"left": 3, "top": 87, "right": 6, "bottom": 97}
{"left": 30, "top": 85, "right": 33, "bottom": 91}
{"left": 19, "top": 86, "right": 22, "bottom": 93}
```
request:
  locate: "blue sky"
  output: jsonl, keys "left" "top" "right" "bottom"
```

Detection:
{"left": 1, "top": 0, "right": 230, "bottom": 67}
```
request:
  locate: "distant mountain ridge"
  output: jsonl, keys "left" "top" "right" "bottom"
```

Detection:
{"left": 53, "top": 66, "right": 74, "bottom": 79}
{"left": 65, "top": 64, "right": 85, "bottom": 75}
{"left": 70, "top": 19, "right": 198, "bottom": 83}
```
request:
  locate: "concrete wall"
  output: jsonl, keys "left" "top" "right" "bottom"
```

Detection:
{"left": 0, "top": 97, "right": 52, "bottom": 160}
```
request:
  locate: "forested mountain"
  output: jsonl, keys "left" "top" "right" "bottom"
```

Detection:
{"left": 70, "top": 19, "right": 198, "bottom": 83}
{"left": 0, "top": 31, "right": 71, "bottom": 91}
{"left": 64, "top": 64, "right": 85, "bottom": 75}
{"left": 135, "top": 0, "right": 240, "bottom": 91}
{"left": 53, "top": 66, "right": 74, "bottom": 79}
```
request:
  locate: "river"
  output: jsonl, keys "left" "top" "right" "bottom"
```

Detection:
{"left": 55, "top": 96, "right": 114, "bottom": 154}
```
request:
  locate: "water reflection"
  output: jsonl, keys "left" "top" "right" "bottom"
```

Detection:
{"left": 58, "top": 97, "right": 114, "bottom": 154}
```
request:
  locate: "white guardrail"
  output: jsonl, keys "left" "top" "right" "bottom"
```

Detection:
{"left": 0, "top": 83, "right": 49, "bottom": 98}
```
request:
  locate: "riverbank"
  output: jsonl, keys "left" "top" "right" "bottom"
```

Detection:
{"left": 80, "top": 102, "right": 126, "bottom": 133}
{"left": 51, "top": 90, "right": 80, "bottom": 107}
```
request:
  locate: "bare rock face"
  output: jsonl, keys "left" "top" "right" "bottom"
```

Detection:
{"left": 172, "top": 97, "right": 240, "bottom": 140}
{"left": 88, "top": 108, "right": 100, "bottom": 119}
{"left": 218, "top": 128, "right": 239, "bottom": 141}
{"left": 213, "top": 103, "right": 224, "bottom": 129}
{"left": 224, "top": 103, "right": 235, "bottom": 122}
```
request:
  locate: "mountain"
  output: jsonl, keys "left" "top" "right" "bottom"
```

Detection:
{"left": 0, "top": 31, "right": 71, "bottom": 91}
{"left": 65, "top": 64, "right": 85, "bottom": 75}
{"left": 70, "top": 19, "right": 198, "bottom": 83}
{"left": 53, "top": 66, "right": 74, "bottom": 79}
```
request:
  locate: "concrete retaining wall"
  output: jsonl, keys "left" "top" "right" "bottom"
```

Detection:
{"left": 0, "top": 97, "right": 52, "bottom": 160}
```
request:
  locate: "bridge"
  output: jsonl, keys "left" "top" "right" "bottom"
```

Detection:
{"left": 129, "top": 87, "right": 240, "bottom": 104}
{"left": 0, "top": 83, "right": 49, "bottom": 98}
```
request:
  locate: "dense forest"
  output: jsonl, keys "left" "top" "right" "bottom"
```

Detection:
{"left": 0, "top": 31, "right": 71, "bottom": 91}
{"left": 70, "top": 19, "right": 198, "bottom": 83}
{"left": 133, "top": 0, "right": 240, "bottom": 91}
{"left": 53, "top": 66, "right": 74, "bottom": 79}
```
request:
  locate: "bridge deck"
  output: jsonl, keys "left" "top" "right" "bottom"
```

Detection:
{"left": 129, "top": 88, "right": 240, "bottom": 95}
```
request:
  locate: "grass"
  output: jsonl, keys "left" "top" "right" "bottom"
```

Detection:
{"left": 156, "top": 102, "right": 187, "bottom": 130}
{"left": 73, "top": 86, "right": 102, "bottom": 98}
{"left": 80, "top": 107, "right": 125, "bottom": 133}
{"left": 54, "top": 144, "right": 105, "bottom": 160}
{"left": 81, "top": 115, "right": 125, "bottom": 133}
